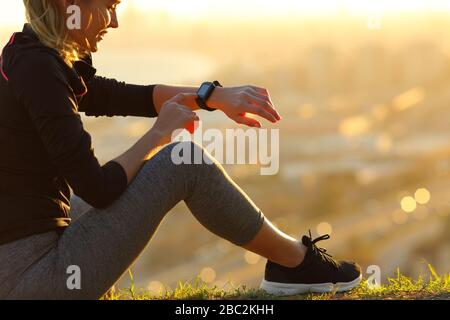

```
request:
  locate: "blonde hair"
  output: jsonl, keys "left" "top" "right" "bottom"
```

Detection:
{"left": 23, "top": 0, "right": 85, "bottom": 66}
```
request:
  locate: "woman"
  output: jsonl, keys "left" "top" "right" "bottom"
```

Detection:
{"left": 0, "top": 0, "right": 361, "bottom": 299}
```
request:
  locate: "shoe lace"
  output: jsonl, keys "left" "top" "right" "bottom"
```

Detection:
{"left": 304, "top": 230, "right": 338, "bottom": 269}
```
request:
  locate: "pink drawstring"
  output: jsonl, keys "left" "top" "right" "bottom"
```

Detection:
{"left": 9, "top": 33, "right": 16, "bottom": 45}
{"left": 0, "top": 56, "right": 8, "bottom": 82}
{"left": 0, "top": 33, "right": 17, "bottom": 82}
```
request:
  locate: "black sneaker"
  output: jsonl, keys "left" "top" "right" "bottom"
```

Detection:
{"left": 260, "top": 231, "right": 362, "bottom": 295}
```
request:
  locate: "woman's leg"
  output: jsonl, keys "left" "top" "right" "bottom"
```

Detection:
{"left": 66, "top": 179, "right": 306, "bottom": 295}
{"left": 70, "top": 164, "right": 306, "bottom": 268}
{"left": 5, "top": 141, "right": 297, "bottom": 299}
{"left": 243, "top": 219, "right": 306, "bottom": 268}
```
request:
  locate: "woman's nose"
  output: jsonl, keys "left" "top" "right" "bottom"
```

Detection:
{"left": 108, "top": 11, "right": 119, "bottom": 28}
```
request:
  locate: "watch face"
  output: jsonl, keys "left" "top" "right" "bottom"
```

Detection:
{"left": 198, "top": 84, "right": 211, "bottom": 98}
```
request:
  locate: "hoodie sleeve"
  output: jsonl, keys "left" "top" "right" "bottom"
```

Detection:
{"left": 8, "top": 52, "right": 128, "bottom": 209}
{"left": 78, "top": 76, "right": 159, "bottom": 118}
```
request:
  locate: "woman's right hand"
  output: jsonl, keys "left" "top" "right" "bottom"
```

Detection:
{"left": 151, "top": 93, "right": 199, "bottom": 144}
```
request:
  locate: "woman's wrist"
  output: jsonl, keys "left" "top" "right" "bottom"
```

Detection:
{"left": 208, "top": 86, "right": 225, "bottom": 111}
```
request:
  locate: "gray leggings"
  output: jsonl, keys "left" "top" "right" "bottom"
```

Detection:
{"left": 0, "top": 142, "right": 265, "bottom": 299}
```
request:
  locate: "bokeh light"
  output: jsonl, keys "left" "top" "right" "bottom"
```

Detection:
{"left": 200, "top": 267, "right": 216, "bottom": 283}
{"left": 401, "top": 196, "right": 417, "bottom": 213}
{"left": 339, "top": 116, "right": 371, "bottom": 137}
{"left": 392, "top": 87, "right": 426, "bottom": 112}
{"left": 414, "top": 188, "right": 431, "bottom": 205}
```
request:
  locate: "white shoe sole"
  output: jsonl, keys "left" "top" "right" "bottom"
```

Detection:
{"left": 260, "top": 274, "right": 362, "bottom": 296}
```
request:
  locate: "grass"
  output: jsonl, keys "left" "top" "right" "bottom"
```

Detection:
{"left": 104, "top": 264, "right": 449, "bottom": 300}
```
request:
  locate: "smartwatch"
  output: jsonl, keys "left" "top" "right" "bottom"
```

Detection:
{"left": 196, "top": 80, "right": 222, "bottom": 112}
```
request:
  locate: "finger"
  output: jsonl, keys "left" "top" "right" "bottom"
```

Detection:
{"left": 251, "top": 92, "right": 281, "bottom": 119}
{"left": 173, "top": 104, "right": 199, "bottom": 123}
{"left": 174, "top": 102, "right": 195, "bottom": 113}
{"left": 234, "top": 114, "right": 262, "bottom": 128}
{"left": 246, "top": 93, "right": 281, "bottom": 121}
{"left": 249, "top": 86, "right": 269, "bottom": 96}
{"left": 253, "top": 87, "right": 276, "bottom": 107}
{"left": 247, "top": 87, "right": 281, "bottom": 119}
{"left": 243, "top": 103, "right": 277, "bottom": 123}
{"left": 249, "top": 90, "right": 274, "bottom": 105}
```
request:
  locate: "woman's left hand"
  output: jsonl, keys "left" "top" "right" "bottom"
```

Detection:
{"left": 209, "top": 86, "right": 282, "bottom": 127}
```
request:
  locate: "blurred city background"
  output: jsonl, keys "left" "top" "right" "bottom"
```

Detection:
{"left": 1, "top": 0, "right": 449, "bottom": 292}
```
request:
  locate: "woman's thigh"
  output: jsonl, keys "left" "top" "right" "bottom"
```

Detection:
{"left": 0, "top": 231, "right": 59, "bottom": 299}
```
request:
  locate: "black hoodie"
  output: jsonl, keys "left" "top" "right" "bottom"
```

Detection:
{"left": 0, "top": 24, "right": 158, "bottom": 245}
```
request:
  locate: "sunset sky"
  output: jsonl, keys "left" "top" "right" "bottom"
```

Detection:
{"left": 1, "top": 0, "right": 450, "bottom": 26}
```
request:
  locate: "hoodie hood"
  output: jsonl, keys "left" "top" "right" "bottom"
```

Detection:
{"left": 1, "top": 24, "right": 97, "bottom": 96}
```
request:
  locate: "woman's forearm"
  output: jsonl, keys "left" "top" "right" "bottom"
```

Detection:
{"left": 152, "top": 84, "right": 224, "bottom": 113}
{"left": 113, "top": 129, "right": 167, "bottom": 185}
{"left": 153, "top": 85, "right": 198, "bottom": 113}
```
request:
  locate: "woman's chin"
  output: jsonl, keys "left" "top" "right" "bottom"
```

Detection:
{"left": 84, "top": 38, "right": 100, "bottom": 53}
{"left": 88, "top": 41, "right": 99, "bottom": 53}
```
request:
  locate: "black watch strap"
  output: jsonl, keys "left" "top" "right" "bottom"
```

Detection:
{"left": 196, "top": 80, "right": 222, "bottom": 112}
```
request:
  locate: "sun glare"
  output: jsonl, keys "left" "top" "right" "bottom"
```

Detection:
{"left": 128, "top": 0, "right": 450, "bottom": 18}
{"left": 1, "top": 0, "right": 450, "bottom": 27}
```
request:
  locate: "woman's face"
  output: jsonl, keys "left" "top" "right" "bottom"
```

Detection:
{"left": 66, "top": 0, "right": 121, "bottom": 52}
